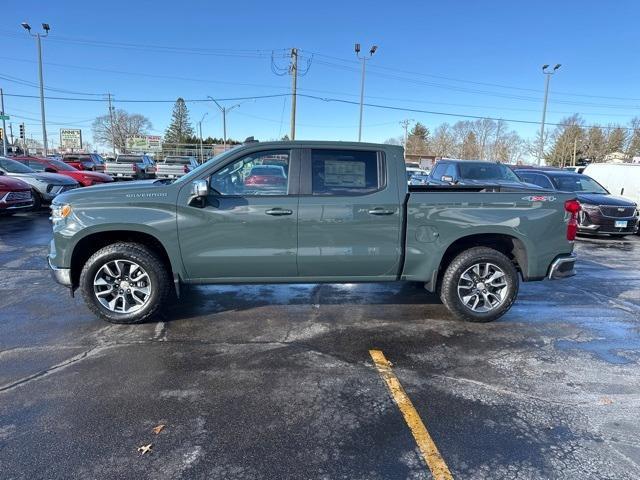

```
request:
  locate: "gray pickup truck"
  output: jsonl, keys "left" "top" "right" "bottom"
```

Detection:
{"left": 155, "top": 156, "right": 199, "bottom": 179}
{"left": 104, "top": 154, "right": 156, "bottom": 180}
{"left": 48, "top": 141, "right": 578, "bottom": 324}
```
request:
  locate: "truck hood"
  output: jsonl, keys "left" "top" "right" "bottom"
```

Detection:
{"left": 54, "top": 179, "right": 168, "bottom": 205}
{"left": 9, "top": 171, "right": 78, "bottom": 185}
{"left": 576, "top": 192, "right": 637, "bottom": 207}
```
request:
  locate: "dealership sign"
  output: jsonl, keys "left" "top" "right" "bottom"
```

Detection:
{"left": 60, "top": 129, "right": 83, "bottom": 149}
{"left": 127, "top": 135, "right": 162, "bottom": 152}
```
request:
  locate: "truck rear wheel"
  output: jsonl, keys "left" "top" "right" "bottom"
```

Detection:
{"left": 440, "top": 247, "right": 519, "bottom": 323}
{"left": 79, "top": 242, "right": 171, "bottom": 324}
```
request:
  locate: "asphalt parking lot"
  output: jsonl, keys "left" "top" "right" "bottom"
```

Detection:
{"left": 1, "top": 211, "right": 639, "bottom": 479}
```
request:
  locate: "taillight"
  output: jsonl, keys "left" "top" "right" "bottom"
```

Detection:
{"left": 132, "top": 164, "right": 139, "bottom": 172}
{"left": 565, "top": 199, "right": 581, "bottom": 241}
{"left": 183, "top": 165, "right": 189, "bottom": 173}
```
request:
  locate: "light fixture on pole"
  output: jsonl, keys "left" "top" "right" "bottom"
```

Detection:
{"left": 207, "top": 96, "right": 241, "bottom": 150}
{"left": 538, "top": 63, "right": 561, "bottom": 165}
{"left": 355, "top": 43, "right": 378, "bottom": 142}
{"left": 21, "top": 21, "right": 50, "bottom": 155}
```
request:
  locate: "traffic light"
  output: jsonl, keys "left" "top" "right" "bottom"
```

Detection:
{"left": 19, "top": 123, "right": 25, "bottom": 140}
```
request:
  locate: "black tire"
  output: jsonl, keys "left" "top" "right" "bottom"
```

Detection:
{"left": 31, "top": 190, "right": 42, "bottom": 210}
{"left": 79, "top": 242, "right": 171, "bottom": 324}
{"left": 440, "top": 247, "right": 519, "bottom": 323}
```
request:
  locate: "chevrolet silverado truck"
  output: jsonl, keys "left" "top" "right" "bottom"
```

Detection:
{"left": 104, "top": 154, "right": 156, "bottom": 180}
{"left": 48, "top": 141, "right": 578, "bottom": 324}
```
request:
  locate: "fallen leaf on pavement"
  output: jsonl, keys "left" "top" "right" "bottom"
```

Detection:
{"left": 152, "top": 424, "right": 165, "bottom": 435}
{"left": 137, "top": 444, "right": 153, "bottom": 455}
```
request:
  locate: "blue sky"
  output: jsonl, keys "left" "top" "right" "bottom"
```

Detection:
{"left": 2, "top": 0, "right": 640, "bottom": 150}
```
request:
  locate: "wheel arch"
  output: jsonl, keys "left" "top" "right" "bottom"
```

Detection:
{"left": 428, "top": 233, "right": 528, "bottom": 292}
{"left": 69, "top": 229, "right": 178, "bottom": 294}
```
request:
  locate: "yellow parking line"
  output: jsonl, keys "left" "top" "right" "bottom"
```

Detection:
{"left": 369, "top": 349, "right": 454, "bottom": 480}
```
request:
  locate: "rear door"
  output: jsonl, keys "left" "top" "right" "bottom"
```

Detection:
{"left": 297, "top": 148, "right": 402, "bottom": 279}
{"left": 177, "top": 148, "right": 300, "bottom": 280}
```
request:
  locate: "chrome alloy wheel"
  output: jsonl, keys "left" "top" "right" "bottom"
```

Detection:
{"left": 457, "top": 262, "right": 508, "bottom": 313}
{"left": 93, "top": 260, "right": 152, "bottom": 313}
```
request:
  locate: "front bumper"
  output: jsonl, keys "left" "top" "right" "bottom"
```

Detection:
{"left": 547, "top": 253, "right": 577, "bottom": 280}
{"left": 48, "top": 256, "right": 72, "bottom": 287}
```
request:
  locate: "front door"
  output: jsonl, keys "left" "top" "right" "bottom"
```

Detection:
{"left": 177, "top": 149, "right": 299, "bottom": 280}
{"left": 297, "top": 148, "right": 403, "bottom": 279}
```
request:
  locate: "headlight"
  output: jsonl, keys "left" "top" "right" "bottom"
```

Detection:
{"left": 50, "top": 203, "right": 72, "bottom": 222}
{"left": 581, "top": 204, "right": 599, "bottom": 212}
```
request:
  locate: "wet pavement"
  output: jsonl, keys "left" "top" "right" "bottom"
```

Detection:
{"left": 1, "top": 211, "right": 639, "bottom": 479}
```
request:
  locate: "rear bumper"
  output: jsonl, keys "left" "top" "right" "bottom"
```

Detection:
{"left": 547, "top": 253, "right": 577, "bottom": 280}
{"left": 48, "top": 256, "right": 72, "bottom": 287}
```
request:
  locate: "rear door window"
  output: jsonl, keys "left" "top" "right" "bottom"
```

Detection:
{"left": 311, "top": 149, "right": 383, "bottom": 195}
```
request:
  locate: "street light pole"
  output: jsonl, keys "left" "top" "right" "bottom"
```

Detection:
{"left": 1, "top": 88, "right": 8, "bottom": 156}
{"left": 538, "top": 63, "right": 561, "bottom": 165}
{"left": 22, "top": 22, "right": 50, "bottom": 155}
{"left": 207, "top": 96, "right": 240, "bottom": 150}
{"left": 198, "top": 112, "right": 208, "bottom": 163}
{"left": 355, "top": 43, "right": 377, "bottom": 142}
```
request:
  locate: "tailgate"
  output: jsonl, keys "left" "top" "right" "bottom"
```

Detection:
{"left": 403, "top": 190, "right": 575, "bottom": 282}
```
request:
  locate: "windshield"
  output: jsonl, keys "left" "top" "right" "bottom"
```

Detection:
{"left": 173, "top": 149, "right": 239, "bottom": 184}
{"left": 550, "top": 174, "right": 608, "bottom": 194}
{"left": 458, "top": 163, "right": 520, "bottom": 182}
{"left": 249, "top": 166, "right": 285, "bottom": 176}
{"left": 0, "top": 157, "right": 35, "bottom": 174}
{"left": 49, "top": 160, "right": 76, "bottom": 171}
{"left": 116, "top": 156, "right": 143, "bottom": 163}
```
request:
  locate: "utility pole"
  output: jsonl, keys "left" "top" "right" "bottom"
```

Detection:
{"left": 572, "top": 136, "right": 577, "bottom": 167}
{"left": 399, "top": 119, "right": 413, "bottom": 161}
{"left": 538, "top": 63, "right": 561, "bottom": 165}
{"left": 0, "top": 88, "right": 7, "bottom": 156}
{"left": 355, "top": 43, "right": 378, "bottom": 142}
{"left": 21, "top": 22, "right": 50, "bottom": 155}
{"left": 289, "top": 48, "right": 298, "bottom": 140}
{"left": 207, "top": 96, "right": 240, "bottom": 150}
{"left": 198, "top": 112, "right": 208, "bottom": 163}
{"left": 9, "top": 122, "right": 14, "bottom": 144}
{"left": 107, "top": 93, "right": 116, "bottom": 156}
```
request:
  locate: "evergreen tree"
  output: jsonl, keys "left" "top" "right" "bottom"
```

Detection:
{"left": 406, "top": 122, "right": 430, "bottom": 155}
{"left": 165, "top": 98, "right": 195, "bottom": 145}
{"left": 606, "top": 126, "right": 627, "bottom": 154}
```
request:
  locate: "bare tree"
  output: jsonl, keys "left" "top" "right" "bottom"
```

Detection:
{"left": 92, "top": 109, "right": 153, "bottom": 152}
{"left": 431, "top": 123, "right": 456, "bottom": 157}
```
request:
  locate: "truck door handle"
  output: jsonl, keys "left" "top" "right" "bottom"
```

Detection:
{"left": 368, "top": 208, "right": 395, "bottom": 216}
{"left": 265, "top": 208, "right": 293, "bottom": 216}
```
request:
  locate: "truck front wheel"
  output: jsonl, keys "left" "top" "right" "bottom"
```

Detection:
{"left": 440, "top": 247, "right": 519, "bottom": 323}
{"left": 79, "top": 242, "right": 171, "bottom": 324}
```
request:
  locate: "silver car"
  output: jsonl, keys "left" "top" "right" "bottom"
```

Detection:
{"left": 0, "top": 157, "right": 79, "bottom": 208}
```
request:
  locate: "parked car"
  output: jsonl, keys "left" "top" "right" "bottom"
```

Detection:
{"left": 582, "top": 163, "right": 640, "bottom": 206}
{"left": 104, "top": 154, "right": 156, "bottom": 180}
{"left": 563, "top": 166, "right": 586, "bottom": 174}
{"left": 14, "top": 156, "right": 113, "bottom": 187}
{"left": 242, "top": 164, "right": 287, "bottom": 191}
{"left": 406, "top": 166, "right": 429, "bottom": 184}
{"left": 0, "top": 174, "right": 33, "bottom": 214}
{"left": 0, "top": 157, "right": 79, "bottom": 208}
{"left": 428, "top": 159, "right": 538, "bottom": 189}
{"left": 49, "top": 141, "right": 577, "bottom": 325}
{"left": 155, "top": 156, "right": 199, "bottom": 179}
{"left": 61, "top": 153, "right": 106, "bottom": 172}
{"left": 409, "top": 173, "right": 430, "bottom": 185}
{"left": 515, "top": 169, "right": 639, "bottom": 237}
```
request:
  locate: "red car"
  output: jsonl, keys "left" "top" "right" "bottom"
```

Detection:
{"left": 14, "top": 156, "right": 114, "bottom": 187}
{"left": 244, "top": 165, "right": 287, "bottom": 188}
{"left": 0, "top": 174, "right": 33, "bottom": 214}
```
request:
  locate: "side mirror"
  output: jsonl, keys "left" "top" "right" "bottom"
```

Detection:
{"left": 44, "top": 167, "right": 57, "bottom": 173}
{"left": 441, "top": 175, "right": 454, "bottom": 183}
{"left": 191, "top": 179, "right": 209, "bottom": 198}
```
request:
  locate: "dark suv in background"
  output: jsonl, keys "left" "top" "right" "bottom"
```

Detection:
{"left": 61, "top": 153, "right": 106, "bottom": 172}
{"left": 428, "top": 159, "right": 536, "bottom": 189}
{"left": 515, "top": 168, "right": 639, "bottom": 237}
